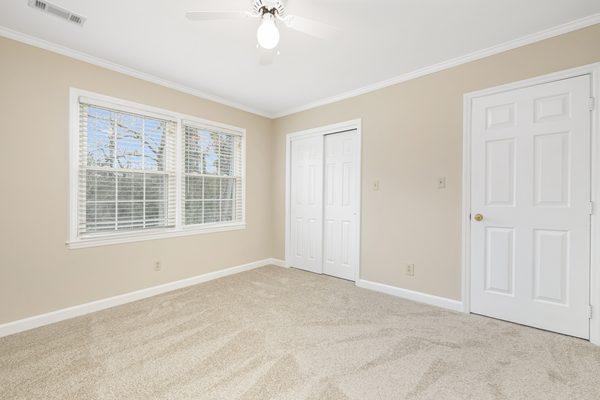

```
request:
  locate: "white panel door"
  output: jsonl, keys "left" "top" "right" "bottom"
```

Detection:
{"left": 470, "top": 75, "right": 591, "bottom": 338}
{"left": 290, "top": 135, "right": 323, "bottom": 274}
{"left": 323, "top": 130, "right": 359, "bottom": 281}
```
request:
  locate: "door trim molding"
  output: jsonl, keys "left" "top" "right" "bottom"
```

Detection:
{"left": 285, "top": 119, "right": 362, "bottom": 282}
{"left": 462, "top": 62, "right": 600, "bottom": 345}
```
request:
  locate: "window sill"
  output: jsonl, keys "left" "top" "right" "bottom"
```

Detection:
{"left": 66, "top": 222, "right": 246, "bottom": 249}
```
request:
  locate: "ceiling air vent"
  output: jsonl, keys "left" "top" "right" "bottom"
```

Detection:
{"left": 27, "top": 0, "right": 86, "bottom": 26}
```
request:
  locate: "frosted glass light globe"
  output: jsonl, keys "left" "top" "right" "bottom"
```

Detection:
{"left": 257, "top": 14, "right": 280, "bottom": 50}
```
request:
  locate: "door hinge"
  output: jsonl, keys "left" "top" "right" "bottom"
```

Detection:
{"left": 590, "top": 97, "right": 596, "bottom": 111}
{"left": 589, "top": 305, "right": 593, "bottom": 319}
{"left": 589, "top": 201, "right": 594, "bottom": 215}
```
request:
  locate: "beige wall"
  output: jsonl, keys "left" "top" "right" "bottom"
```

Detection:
{"left": 0, "top": 37, "right": 276, "bottom": 324}
{"left": 1, "top": 24, "right": 599, "bottom": 326}
{"left": 272, "top": 24, "right": 600, "bottom": 301}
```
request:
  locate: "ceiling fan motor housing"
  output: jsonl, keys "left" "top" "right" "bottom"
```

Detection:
{"left": 252, "top": 0, "right": 286, "bottom": 18}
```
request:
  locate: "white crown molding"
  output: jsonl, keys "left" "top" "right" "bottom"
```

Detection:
{"left": 0, "top": 258, "right": 285, "bottom": 338}
{"left": 273, "top": 13, "right": 600, "bottom": 118}
{"left": 0, "top": 25, "right": 274, "bottom": 118}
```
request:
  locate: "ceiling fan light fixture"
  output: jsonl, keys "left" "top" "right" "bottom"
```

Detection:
{"left": 257, "top": 13, "right": 279, "bottom": 50}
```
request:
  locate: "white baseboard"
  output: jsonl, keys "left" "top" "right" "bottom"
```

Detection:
{"left": 0, "top": 258, "right": 285, "bottom": 338}
{"left": 356, "top": 279, "right": 463, "bottom": 312}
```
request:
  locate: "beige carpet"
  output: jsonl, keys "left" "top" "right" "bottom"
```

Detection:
{"left": 1, "top": 266, "right": 600, "bottom": 400}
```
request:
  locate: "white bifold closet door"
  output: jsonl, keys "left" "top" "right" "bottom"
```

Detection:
{"left": 323, "top": 131, "right": 359, "bottom": 281}
{"left": 290, "top": 135, "right": 324, "bottom": 274}
{"left": 290, "top": 129, "right": 359, "bottom": 281}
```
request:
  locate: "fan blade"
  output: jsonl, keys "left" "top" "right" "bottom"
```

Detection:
{"left": 185, "top": 11, "right": 252, "bottom": 21}
{"left": 259, "top": 48, "right": 275, "bottom": 66}
{"left": 282, "top": 15, "right": 339, "bottom": 39}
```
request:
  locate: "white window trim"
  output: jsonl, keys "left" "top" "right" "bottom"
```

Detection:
{"left": 68, "top": 88, "right": 246, "bottom": 249}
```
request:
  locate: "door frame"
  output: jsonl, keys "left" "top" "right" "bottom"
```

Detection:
{"left": 462, "top": 62, "right": 600, "bottom": 344}
{"left": 285, "top": 119, "right": 362, "bottom": 282}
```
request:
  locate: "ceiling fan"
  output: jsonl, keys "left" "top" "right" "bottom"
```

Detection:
{"left": 186, "top": 0, "right": 338, "bottom": 62}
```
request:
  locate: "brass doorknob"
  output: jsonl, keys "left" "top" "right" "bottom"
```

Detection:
{"left": 473, "top": 214, "right": 484, "bottom": 221}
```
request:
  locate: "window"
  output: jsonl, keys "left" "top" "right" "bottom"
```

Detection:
{"left": 183, "top": 124, "right": 243, "bottom": 226}
{"left": 69, "top": 89, "right": 245, "bottom": 248}
{"left": 79, "top": 104, "right": 177, "bottom": 234}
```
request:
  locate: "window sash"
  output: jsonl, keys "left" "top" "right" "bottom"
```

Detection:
{"left": 82, "top": 169, "right": 170, "bottom": 233}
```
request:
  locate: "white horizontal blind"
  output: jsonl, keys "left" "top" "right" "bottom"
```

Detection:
{"left": 78, "top": 102, "right": 176, "bottom": 236}
{"left": 183, "top": 124, "right": 243, "bottom": 225}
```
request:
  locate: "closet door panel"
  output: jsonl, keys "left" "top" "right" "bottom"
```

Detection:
{"left": 290, "top": 135, "right": 323, "bottom": 273}
{"left": 323, "top": 130, "right": 359, "bottom": 281}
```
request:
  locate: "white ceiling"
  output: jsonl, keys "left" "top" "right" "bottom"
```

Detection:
{"left": 1, "top": 0, "right": 599, "bottom": 117}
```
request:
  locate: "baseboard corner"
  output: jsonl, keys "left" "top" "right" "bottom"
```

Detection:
{"left": 268, "top": 258, "right": 287, "bottom": 267}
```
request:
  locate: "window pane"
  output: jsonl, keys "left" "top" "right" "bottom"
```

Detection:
{"left": 115, "top": 113, "right": 144, "bottom": 170}
{"left": 145, "top": 201, "right": 165, "bottom": 227}
{"left": 145, "top": 174, "right": 166, "bottom": 200}
{"left": 117, "top": 202, "right": 144, "bottom": 230}
{"left": 87, "top": 107, "right": 114, "bottom": 168}
{"left": 185, "top": 200, "right": 203, "bottom": 225}
{"left": 221, "top": 200, "right": 233, "bottom": 222}
{"left": 203, "top": 132, "right": 219, "bottom": 175}
{"left": 86, "top": 202, "right": 116, "bottom": 232}
{"left": 218, "top": 134, "right": 234, "bottom": 176}
{"left": 204, "top": 177, "right": 220, "bottom": 199}
{"left": 86, "top": 170, "right": 115, "bottom": 201}
{"left": 185, "top": 128, "right": 203, "bottom": 174}
{"left": 203, "top": 200, "right": 220, "bottom": 223}
{"left": 144, "top": 119, "right": 166, "bottom": 171}
{"left": 185, "top": 128, "right": 220, "bottom": 175}
{"left": 185, "top": 176, "right": 203, "bottom": 200}
{"left": 117, "top": 172, "right": 144, "bottom": 201}
{"left": 221, "top": 178, "right": 234, "bottom": 199}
